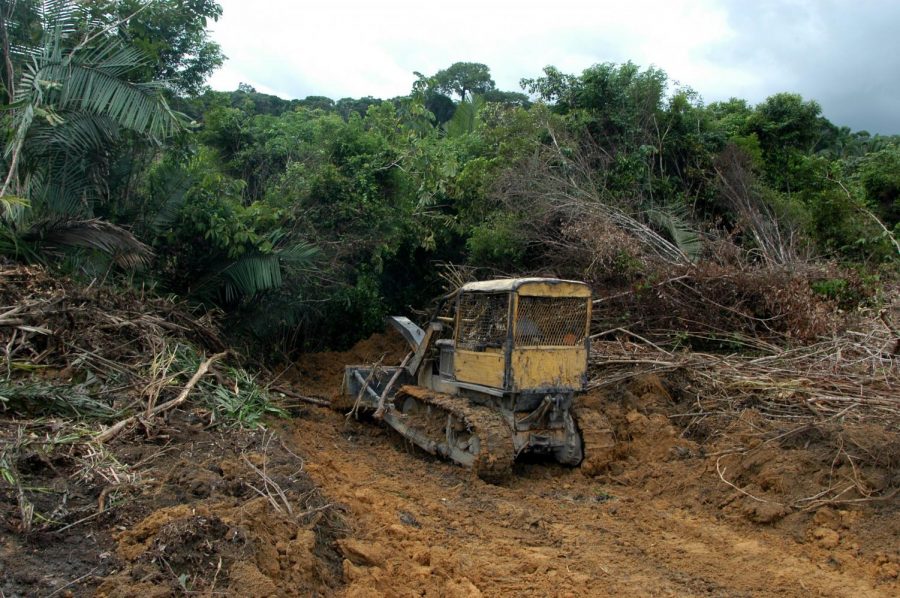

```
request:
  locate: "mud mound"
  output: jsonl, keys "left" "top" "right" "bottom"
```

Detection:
{"left": 96, "top": 424, "right": 344, "bottom": 597}
{"left": 284, "top": 329, "right": 408, "bottom": 398}
{"left": 579, "top": 375, "right": 698, "bottom": 474}
{"left": 575, "top": 373, "right": 899, "bottom": 574}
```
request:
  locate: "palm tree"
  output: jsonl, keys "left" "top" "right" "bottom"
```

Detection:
{"left": 1, "top": 0, "right": 182, "bottom": 265}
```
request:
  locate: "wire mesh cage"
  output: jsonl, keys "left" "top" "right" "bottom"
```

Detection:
{"left": 514, "top": 296, "right": 589, "bottom": 346}
{"left": 456, "top": 292, "right": 510, "bottom": 350}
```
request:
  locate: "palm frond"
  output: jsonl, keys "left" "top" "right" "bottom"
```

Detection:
{"left": 23, "top": 152, "right": 96, "bottom": 217}
{"left": 149, "top": 166, "right": 193, "bottom": 233}
{"left": 1, "top": 195, "right": 30, "bottom": 220}
{"left": 444, "top": 95, "right": 485, "bottom": 138}
{"left": 0, "top": 225, "right": 41, "bottom": 262}
{"left": 221, "top": 254, "right": 283, "bottom": 303}
{"left": 277, "top": 241, "right": 320, "bottom": 268}
{"left": 30, "top": 61, "right": 181, "bottom": 139}
{"left": 80, "top": 38, "right": 150, "bottom": 77}
{"left": 39, "top": 0, "right": 82, "bottom": 39}
{"left": 236, "top": 290, "right": 312, "bottom": 341}
{"left": 13, "top": 20, "right": 183, "bottom": 141}
{"left": 648, "top": 207, "right": 702, "bottom": 262}
{"left": 27, "top": 218, "right": 153, "bottom": 269}
{"left": 26, "top": 112, "right": 119, "bottom": 154}
{"left": 40, "top": 0, "right": 82, "bottom": 23}
{"left": 0, "top": 379, "right": 119, "bottom": 420}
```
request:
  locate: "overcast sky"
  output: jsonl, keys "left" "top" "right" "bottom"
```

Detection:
{"left": 207, "top": 0, "right": 900, "bottom": 134}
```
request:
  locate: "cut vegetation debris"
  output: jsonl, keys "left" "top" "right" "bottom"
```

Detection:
{"left": 0, "top": 263, "right": 343, "bottom": 596}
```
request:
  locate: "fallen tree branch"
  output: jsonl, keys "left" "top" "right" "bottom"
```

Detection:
{"left": 591, "top": 327, "right": 673, "bottom": 356}
{"left": 242, "top": 452, "right": 293, "bottom": 515}
{"left": 374, "top": 352, "right": 412, "bottom": 420}
{"left": 271, "top": 385, "right": 330, "bottom": 407}
{"left": 95, "top": 351, "right": 227, "bottom": 443}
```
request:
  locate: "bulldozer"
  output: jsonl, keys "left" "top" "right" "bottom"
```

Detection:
{"left": 342, "top": 277, "right": 614, "bottom": 480}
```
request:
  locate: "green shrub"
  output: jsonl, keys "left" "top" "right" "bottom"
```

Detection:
{"left": 466, "top": 212, "right": 526, "bottom": 271}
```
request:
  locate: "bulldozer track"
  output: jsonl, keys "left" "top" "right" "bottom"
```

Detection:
{"left": 572, "top": 398, "right": 616, "bottom": 476}
{"left": 392, "top": 385, "right": 515, "bottom": 482}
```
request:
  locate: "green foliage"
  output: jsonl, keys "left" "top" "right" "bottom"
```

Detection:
{"left": 0, "top": 0, "right": 184, "bottom": 268}
{"left": 747, "top": 93, "right": 825, "bottom": 152}
{"left": 171, "top": 344, "right": 286, "bottom": 427}
{"left": 0, "top": 195, "right": 29, "bottom": 218}
{"left": 175, "top": 153, "right": 278, "bottom": 259}
{"left": 856, "top": 144, "right": 900, "bottom": 227}
{"left": 0, "top": 379, "right": 120, "bottom": 420}
{"left": 648, "top": 206, "right": 701, "bottom": 262}
{"left": 207, "top": 368, "right": 287, "bottom": 427}
{"left": 742, "top": 93, "right": 832, "bottom": 192}
{"left": 4, "top": 7, "right": 895, "bottom": 358}
{"left": 466, "top": 212, "right": 527, "bottom": 271}
{"left": 84, "top": 0, "right": 225, "bottom": 96}
{"left": 809, "top": 270, "right": 883, "bottom": 310}
{"left": 444, "top": 95, "right": 484, "bottom": 138}
{"left": 810, "top": 278, "right": 851, "bottom": 302}
{"left": 429, "top": 62, "right": 495, "bottom": 101}
{"left": 802, "top": 186, "right": 893, "bottom": 260}
{"left": 523, "top": 61, "right": 667, "bottom": 130}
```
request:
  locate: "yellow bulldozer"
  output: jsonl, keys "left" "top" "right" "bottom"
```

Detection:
{"left": 343, "top": 277, "right": 614, "bottom": 480}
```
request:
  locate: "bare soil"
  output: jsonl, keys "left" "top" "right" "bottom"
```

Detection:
{"left": 279, "top": 332, "right": 899, "bottom": 597}
{"left": 0, "top": 411, "right": 345, "bottom": 597}
{"left": 2, "top": 329, "right": 897, "bottom": 597}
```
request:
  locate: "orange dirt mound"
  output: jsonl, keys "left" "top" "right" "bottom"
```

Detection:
{"left": 284, "top": 329, "right": 409, "bottom": 398}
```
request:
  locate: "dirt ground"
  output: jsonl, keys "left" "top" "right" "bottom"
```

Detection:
{"left": 2, "top": 330, "right": 897, "bottom": 596}
{"left": 279, "top": 332, "right": 899, "bottom": 597}
{"left": 0, "top": 411, "right": 346, "bottom": 597}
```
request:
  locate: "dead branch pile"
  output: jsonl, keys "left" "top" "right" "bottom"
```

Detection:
{"left": 0, "top": 263, "right": 225, "bottom": 419}
{"left": 589, "top": 299, "right": 899, "bottom": 512}
{"left": 589, "top": 305, "right": 900, "bottom": 465}
{"left": 591, "top": 263, "right": 841, "bottom": 347}
{"left": 0, "top": 264, "right": 300, "bottom": 544}
{"left": 591, "top": 335, "right": 898, "bottom": 426}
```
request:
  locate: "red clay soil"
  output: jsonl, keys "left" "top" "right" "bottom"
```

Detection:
{"left": 279, "top": 335, "right": 899, "bottom": 597}
{"left": 279, "top": 330, "right": 409, "bottom": 399}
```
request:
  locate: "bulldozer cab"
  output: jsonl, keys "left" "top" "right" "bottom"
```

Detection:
{"left": 446, "top": 278, "right": 591, "bottom": 394}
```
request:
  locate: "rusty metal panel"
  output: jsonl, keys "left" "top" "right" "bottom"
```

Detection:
{"left": 510, "top": 347, "right": 587, "bottom": 391}
{"left": 454, "top": 349, "right": 505, "bottom": 388}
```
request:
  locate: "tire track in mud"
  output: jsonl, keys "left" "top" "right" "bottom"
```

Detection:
{"left": 278, "top": 409, "right": 892, "bottom": 597}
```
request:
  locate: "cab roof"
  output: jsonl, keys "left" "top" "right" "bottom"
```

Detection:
{"left": 459, "top": 277, "right": 591, "bottom": 297}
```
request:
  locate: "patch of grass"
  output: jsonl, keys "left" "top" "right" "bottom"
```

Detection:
{"left": 208, "top": 367, "right": 287, "bottom": 427}
{"left": 171, "top": 343, "right": 286, "bottom": 428}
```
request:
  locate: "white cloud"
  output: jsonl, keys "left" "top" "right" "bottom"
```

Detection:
{"left": 206, "top": 0, "right": 899, "bottom": 132}
{"left": 209, "top": 1, "right": 731, "bottom": 96}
